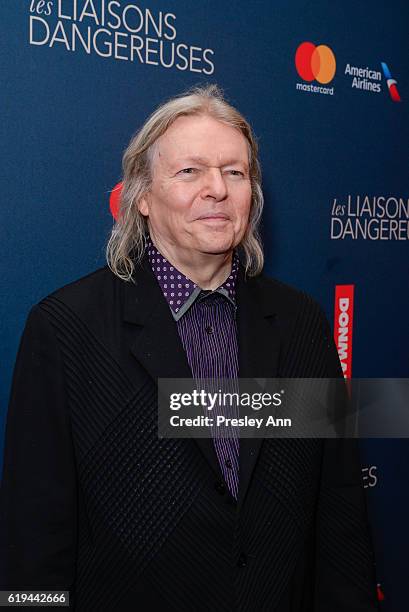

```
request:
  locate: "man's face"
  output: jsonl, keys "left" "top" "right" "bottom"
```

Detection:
{"left": 139, "top": 114, "right": 252, "bottom": 258}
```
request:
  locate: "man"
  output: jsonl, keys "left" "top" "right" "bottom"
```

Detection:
{"left": 1, "top": 85, "right": 378, "bottom": 611}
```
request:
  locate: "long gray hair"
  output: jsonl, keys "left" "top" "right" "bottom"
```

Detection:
{"left": 106, "top": 84, "right": 264, "bottom": 281}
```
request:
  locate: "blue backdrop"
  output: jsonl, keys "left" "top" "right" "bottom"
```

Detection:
{"left": 1, "top": 1, "right": 408, "bottom": 608}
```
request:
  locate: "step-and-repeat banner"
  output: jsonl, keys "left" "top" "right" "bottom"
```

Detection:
{"left": 1, "top": 1, "right": 408, "bottom": 609}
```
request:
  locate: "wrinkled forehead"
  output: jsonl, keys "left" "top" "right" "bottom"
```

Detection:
{"left": 151, "top": 114, "right": 250, "bottom": 170}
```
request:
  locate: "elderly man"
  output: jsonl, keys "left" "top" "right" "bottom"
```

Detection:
{"left": 1, "top": 85, "right": 378, "bottom": 611}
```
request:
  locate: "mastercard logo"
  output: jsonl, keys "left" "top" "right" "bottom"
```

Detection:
{"left": 295, "top": 42, "right": 336, "bottom": 84}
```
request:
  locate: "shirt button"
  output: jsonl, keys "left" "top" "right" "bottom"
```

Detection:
{"left": 205, "top": 325, "right": 214, "bottom": 335}
{"left": 214, "top": 481, "right": 226, "bottom": 495}
{"left": 237, "top": 553, "right": 247, "bottom": 568}
{"left": 225, "top": 459, "right": 233, "bottom": 469}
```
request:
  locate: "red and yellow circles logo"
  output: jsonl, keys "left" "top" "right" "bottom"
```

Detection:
{"left": 295, "top": 42, "right": 336, "bottom": 84}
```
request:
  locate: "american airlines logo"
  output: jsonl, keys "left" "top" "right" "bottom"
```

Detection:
{"left": 334, "top": 285, "right": 355, "bottom": 378}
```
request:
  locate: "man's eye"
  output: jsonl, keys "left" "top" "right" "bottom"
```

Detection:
{"left": 227, "top": 170, "right": 244, "bottom": 177}
{"left": 178, "top": 168, "right": 198, "bottom": 174}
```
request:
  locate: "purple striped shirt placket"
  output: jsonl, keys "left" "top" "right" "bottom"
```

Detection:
{"left": 146, "top": 235, "right": 240, "bottom": 499}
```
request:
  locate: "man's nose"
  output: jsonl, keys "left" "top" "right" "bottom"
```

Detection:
{"left": 202, "top": 167, "right": 228, "bottom": 201}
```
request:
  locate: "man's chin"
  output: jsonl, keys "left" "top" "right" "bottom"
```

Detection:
{"left": 193, "top": 236, "right": 237, "bottom": 256}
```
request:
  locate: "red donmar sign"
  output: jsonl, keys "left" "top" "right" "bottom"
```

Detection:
{"left": 334, "top": 285, "right": 355, "bottom": 378}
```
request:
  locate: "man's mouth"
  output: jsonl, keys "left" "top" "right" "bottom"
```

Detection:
{"left": 197, "top": 213, "right": 230, "bottom": 221}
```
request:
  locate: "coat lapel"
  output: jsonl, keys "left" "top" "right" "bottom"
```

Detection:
{"left": 121, "top": 255, "right": 282, "bottom": 505}
{"left": 122, "top": 254, "right": 224, "bottom": 481}
{"left": 236, "top": 269, "right": 281, "bottom": 509}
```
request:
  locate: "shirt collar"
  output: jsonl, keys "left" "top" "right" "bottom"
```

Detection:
{"left": 146, "top": 235, "right": 239, "bottom": 321}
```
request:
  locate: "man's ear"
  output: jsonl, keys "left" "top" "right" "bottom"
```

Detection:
{"left": 138, "top": 194, "right": 150, "bottom": 217}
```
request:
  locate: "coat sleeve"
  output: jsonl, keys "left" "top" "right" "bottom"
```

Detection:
{"left": 0, "top": 305, "right": 77, "bottom": 598}
{"left": 312, "top": 305, "right": 379, "bottom": 611}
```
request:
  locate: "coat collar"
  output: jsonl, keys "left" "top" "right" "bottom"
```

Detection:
{"left": 122, "top": 252, "right": 281, "bottom": 507}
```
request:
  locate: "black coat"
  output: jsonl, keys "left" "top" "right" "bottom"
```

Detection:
{"left": 0, "top": 255, "right": 379, "bottom": 611}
